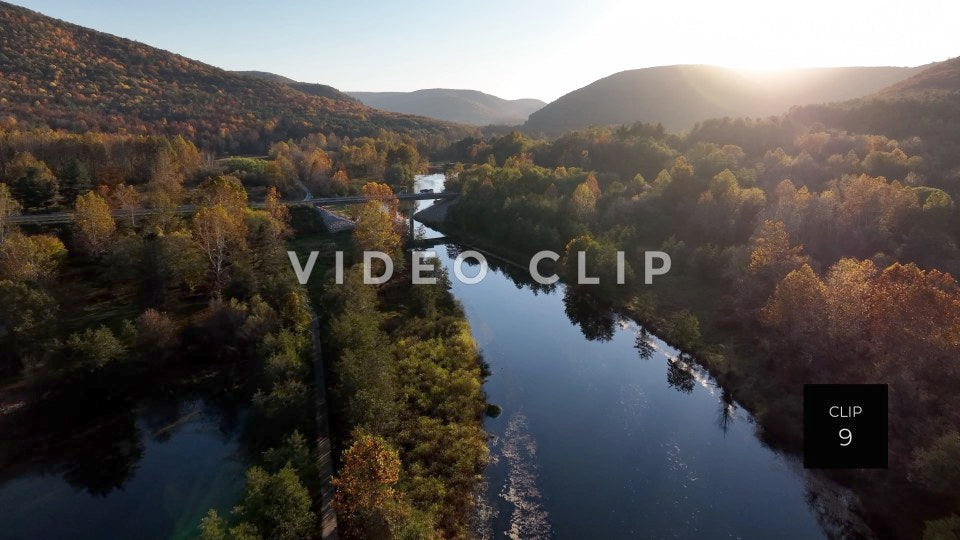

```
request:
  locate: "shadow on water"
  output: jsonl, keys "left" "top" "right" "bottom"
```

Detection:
{"left": 0, "top": 373, "right": 251, "bottom": 540}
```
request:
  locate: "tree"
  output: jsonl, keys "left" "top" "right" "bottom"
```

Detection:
{"left": 824, "top": 258, "right": 878, "bottom": 347}
{"left": 922, "top": 514, "right": 960, "bottom": 540}
{"left": 198, "top": 510, "right": 228, "bottom": 540}
{"left": 0, "top": 232, "right": 66, "bottom": 282}
{"left": 0, "top": 183, "right": 22, "bottom": 242}
{"left": 333, "top": 432, "right": 403, "bottom": 539}
{"left": 362, "top": 182, "right": 398, "bottom": 217}
{"left": 170, "top": 135, "right": 203, "bottom": 174}
{"left": 306, "top": 148, "right": 333, "bottom": 184}
{"left": 910, "top": 431, "right": 960, "bottom": 496}
{"left": 73, "top": 191, "right": 116, "bottom": 256}
{"left": 693, "top": 169, "right": 766, "bottom": 244}
{"left": 668, "top": 310, "right": 702, "bottom": 351}
{"left": 0, "top": 280, "right": 57, "bottom": 374}
{"left": 760, "top": 264, "right": 827, "bottom": 350}
{"left": 262, "top": 430, "right": 317, "bottom": 491}
{"left": 746, "top": 220, "right": 806, "bottom": 298}
{"left": 197, "top": 175, "right": 248, "bottom": 214}
{"left": 7, "top": 152, "right": 59, "bottom": 211}
{"left": 353, "top": 200, "right": 401, "bottom": 270}
{"left": 59, "top": 160, "right": 92, "bottom": 206}
{"left": 264, "top": 187, "right": 290, "bottom": 234}
{"left": 110, "top": 183, "right": 141, "bottom": 226}
{"left": 192, "top": 204, "right": 246, "bottom": 295}
{"left": 583, "top": 172, "right": 601, "bottom": 198}
{"left": 568, "top": 182, "right": 597, "bottom": 222}
{"left": 231, "top": 465, "right": 316, "bottom": 540}
{"left": 135, "top": 309, "right": 178, "bottom": 352}
{"left": 148, "top": 150, "right": 186, "bottom": 209}
{"left": 64, "top": 325, "right": 127, "bottom": 370}
{"left": 863, "top": 263, "right": 960, "bottom": 381}
{"left": 332, "top": 170, "right": 350, "bottom": 193}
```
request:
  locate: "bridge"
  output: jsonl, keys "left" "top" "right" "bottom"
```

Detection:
{"left": 307, "top": 191, "right": 457, "bottom": 206}
{"left": 8, "top": 191, "right": 458, "bottom": 225}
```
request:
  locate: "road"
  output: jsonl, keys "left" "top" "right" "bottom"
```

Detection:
{"left": 8, "top": 192, "right": 457, "bottom": 225}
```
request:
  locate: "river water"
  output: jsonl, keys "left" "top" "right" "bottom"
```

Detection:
{"left": 413, "top": 173, "right": 828, "bottom": 539}
{"left": 0, "top": 398, "right": 247, "bottom": 540}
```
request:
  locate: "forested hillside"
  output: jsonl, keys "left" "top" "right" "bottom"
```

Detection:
{"left": 0, "top": 2, "right": 468, "bottom": 153}
{"left": 231, "top": 70, "right": 359, "bottom": 102}
{"left": 523, "top": 65, "right": 922, "bottom": 134}
{"left": 791, "top": 56, "right": 960, "bottom": 172}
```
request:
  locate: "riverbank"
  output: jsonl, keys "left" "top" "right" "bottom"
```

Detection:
{"left": 292, "top": 225, "right": 489, "bottom": 538}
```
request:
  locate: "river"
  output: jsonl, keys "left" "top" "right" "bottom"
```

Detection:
{"left": 413, "top": 173, "right": 828, "bottom": 539}
{"left": 0, "top": 174, "right": 831, "bottom": 540}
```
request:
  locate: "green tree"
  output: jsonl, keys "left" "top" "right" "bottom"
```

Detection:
{"left": 262, "top": 430, "right": 317, "bottom": 490}
{"left": 0, "top": 280, "right": 57, "bottom": 374}
{"left": 58, "top": 160, "right": 92, "bottom": 206}
{"left": 232, "top": 465, "right": 316, "bottom": 540}
{"left": 7, "top": 152, "right": 59, "bottom": 211}
{"left": 64, "top": 325, "right": 127, "bottom": 370}
{"left": 667, "top": 310, "right": 701, "bottom": 351}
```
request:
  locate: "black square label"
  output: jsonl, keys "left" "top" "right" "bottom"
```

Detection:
{"left": 803, "top": 384, "right": 887, "bottom": 469}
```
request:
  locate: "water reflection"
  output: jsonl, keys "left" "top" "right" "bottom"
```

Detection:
{"left": 0, "top": 391, "right": 248, "bottom": 540}
{"left": 717, "top": 390, "right": 737, "bottom": 435}
{"left": 634, "top": 328, "right": 656, "bottom": 359}
{"left": 666, "top": 356, "right": 697, "bottom": 394}
{"left": 561, "top": 286, "right": 618, "bottom": 342}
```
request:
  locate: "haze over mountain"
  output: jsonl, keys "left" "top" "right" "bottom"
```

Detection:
{"left": 787, "top": 56, "right": 960, "bottom": 170}
{"left": 0, "top": 1, "right": 465, "bottom": 153}
{"left": 524, "top": 65, "right": 925, "bottom": 134}
{"left": 348, "top": 89, "right": 545, "bottom": 126}
{"left": 872, "top": 57, "right": 960, "bottom": 98}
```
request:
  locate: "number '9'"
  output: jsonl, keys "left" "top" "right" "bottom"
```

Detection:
{"left": 839, "top": 428, "right": 853, "bottom": 446}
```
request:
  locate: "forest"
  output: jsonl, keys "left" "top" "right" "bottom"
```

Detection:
{"left": 0, "top": 117, "right": 486, "bottom": 539}
{"left": 2, "top": 1, "right": 960, "bottom": 535}
{"left": 0, "top": 2, "right": 470, "bottom": 153}
{"left": 436, "top": 112, "right": 960, "bottom": 535}
{"left": 2, "top": 93, "right": 960, "bottom": 537}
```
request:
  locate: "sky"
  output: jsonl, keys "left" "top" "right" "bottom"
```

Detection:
{"left": 11, "top": 0, "right": 960, "bottom": 102}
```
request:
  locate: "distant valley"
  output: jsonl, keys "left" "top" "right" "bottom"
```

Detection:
{"left": 349, "top": 89, "right": 546, "bottom": 126}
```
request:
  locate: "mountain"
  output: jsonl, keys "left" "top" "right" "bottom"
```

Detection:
{"left": 348, "top": 89, "right": 545, "bottom": 126}
{"left": 524, "top": 65, "right": 924, "bottom": 134}
{"left": 231, "top": 70, "right": 358, "bottom": 102}
{"left": 789, "top": 57, "right": 960, "bottom": 170}
{"left": 872, "top": 57, "right": 960, "bottom": 98}
{"left": 0, "top": 2, "right": 466, "bottom": 153}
